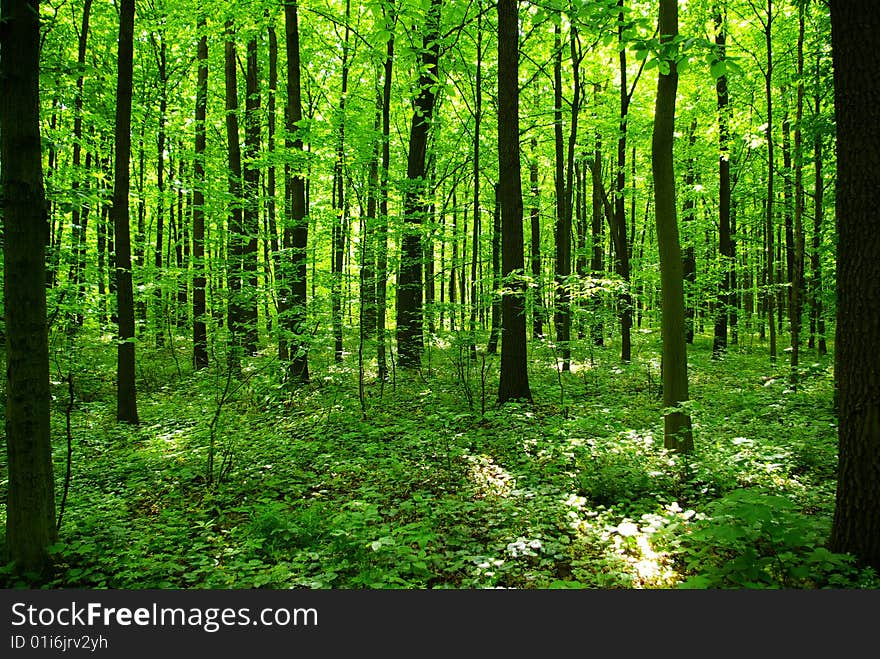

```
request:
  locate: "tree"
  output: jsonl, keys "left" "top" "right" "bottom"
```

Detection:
{"left": 829, "top": 0, "right": 880, "bottom": 574}
{"left": 497, "top": 0, "right": 532, "bottom": 405}
{"left": 1, "top": 0, "right": 58, "bottom": 575}
{"left": 192, "top": 10, "right": 209, "bottom": 370}
{"left": 112, "top": 0, "right": 140, "bottom": 424}
{"left": 652, "top": 0, "right": 692, "bottom": 452}
{"left": 396, "top": 0, "right": 442, "bottom": 369}
{"left": 281, "top": 0, "right": 310, "bottom": 383}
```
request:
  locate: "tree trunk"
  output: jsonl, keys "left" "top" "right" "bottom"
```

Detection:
{"left": 652, "top": 0, "right": 693, "bottom": 452}
{"left": 829, "top": 0, "right": 880, "bottom": 574}
{"left": 682, "top": 118, "right": 698, "bottom": 344}
{"left": 553, "top": 22, "right": 572, "bottom": 370}
{"left": 1, "top": 0, "right": 58, "bottom": 575}
{"left": 790, "top": 5, "right": 805, "bottom": 387}
{"left": 712, "top": 6, "right": 732, "bottom": 359}
{"left": 224, "top": 21, "right": 245, "bottom": 372}
{"left": 529, "top": 137, "right": 545, "bottom": 339}
{"left": 396, "top": 0, "right": 442, "bottom": 368}
{"left": 242, "top": 35, "right": 261, "bottom": 354}
{"left": 497, "top": 0, "right": 532, "bottom": 404}
{"left": 192, "top": 13, "right": 209, "bottom": 370}
{"left": 282, "top": 0, "right": 310, "bottom": 382}
{"left": 331, "top": 0, "right": 352, "bottom": 363}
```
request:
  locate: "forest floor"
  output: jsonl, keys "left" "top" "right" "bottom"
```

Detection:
{"left": 2, "top": 327, "right": 878, "bottom": 589}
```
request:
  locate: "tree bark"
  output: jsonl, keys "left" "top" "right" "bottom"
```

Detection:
{"left": 396, "top": 0, "right": 442, "bottom": 368}
{"left": 829, "top": 0, "right": 880, "bottom": 574}
{"left": 112, "top": 0, "right": 139, "bottom": 424}
{"left": 652, "top": 0, "right": 693, "bottom": 451}
{"left": 282, "top": 0, "right": 310, "bottom": 382}
{"left": 497, "top": 0, "right": 532, "bottom": 404}
{"left": 192, "top": 12, "right": 209, "bottom": 370}
{"left": 1, "top": 0, "right": 59, "bottom": 574}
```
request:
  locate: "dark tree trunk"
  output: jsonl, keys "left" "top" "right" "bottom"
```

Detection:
{"left": 790, "top": 5, "right": 805, "bottom": 387}
{"left": 243, "top": 35, "right": 261, "bottom": 354}
{"left": 652, "top": 0, "right": 693, "bottom": 452}
{"left": 224, "top": 22, "right": 245, "bottom": 372}
{"left": 529, "top": 137, "right": 544, "bottom": 339}
{"left": 591, "top": 114, "right": 605, "bottom": 347}
{"left": 376, "top": 16, "right": 395, "bottom": 381}
{"left": 152, "top": 32, "right": 168, "bottom": 348}
{"left": 331, "top": 0, "right": 352, "bottom": 363}
{"left": 1, "top": 0, "right": 58, "bottom": 575}
{"left": 763, "top": 0, "right": 777, "bottom": 362}
{"left": 497, "top": 0, "right": 531, "bottom": 404}
{"left": 192, "top": 14, "right": 209, "bottom": 370}
{"left": 810, "top": 52, "right": 827, "bottom": 356}
{"left": 469, "top": 7, "right": 483, "bottom": 355}
{"left": 67, "top": 0, "right": 93, "bottom": 329}
{"left": 713, "top": 6, "right": 732, "bottom": 359}
{"left": 282, "top": 0, "right": 310, "bottom": 382}
{"left": 266, "top": 19, "right": 281, "bottom": 333}
{"left": 682, "top": 119, "right": 697, "bottom": 344}
{"left": 615, "top": 0, "right": 633, "bottom": 363}
{"left": 396, "top": 0, "right": 441, "bottom": 368}
{"left": 829, "top": 0, "right": 880, "bottom": 574}
{"left": 553, "top": 22, "right": 572, "bottom": 370}
{"left": 487, "top": 185, "right": 501, "bottom": 354}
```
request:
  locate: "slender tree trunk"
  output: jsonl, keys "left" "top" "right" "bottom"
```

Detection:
{"left": 763, "top": 0, "right": 777, "bottom": 361}
{"left": 469, "top": 7, "right": 483, "bottom": 355}
{"left": 497, "top": 0, "right": 531, "bottom": 404}
{"left": 243, "top": 35, "right": 261, "bottom": 354}
{"left": 810, "top": 52, "right": 827, "bottom": 356}
{"left": 331, "top": 0, "right": 352, "bottom": 363}
{"left": 1, "top": 0, "right": 58, "bottom": 574}
{"left": 553, "top": 22, "right": 572, "bottom": 370}
{"left": 376, "top": 16, "right": 394, "bottom": 381}
{"left": 154, "top": 32, "right": 167, "bottom": 348}
{"left": 112, "top": 0, "right": 139, "bottom": 423}
{"left": 67, "top": 0, "right": 93, "bottom": 329}
{"left": 487, "top": 185, "right": 501, "bottom": 354}
{"left": 829, "top": 0, "right": 880, "bottom": 574}
{"left": 653, "top": 0, "right": 693, "bottom": 452}
{"left": 266, "top": 19, "right": 281, "bottom": 333}
{"left": 397, "top": 0, "right": 441, "bottom": 368}
{"left": 790, "top": 5, "right": 805, "bottom": 387}
{"left": 713, "top": 6, "right": 732, "bottom": 358}
{"left": 192, "top": 13, "right": 209, "bottom": 370}
{"left": 591, "top": 112, "right": 605, "bottom": 347}
{"left": 282, "top": 0, "right": 310, "bottom": 382}
{"left": 529, "top": 137, "right": 544, "bottom": 339}
{"left": 224, "top": 21, "right": 245, "bottom": 372}
{"left": 682, "top": 118, "right": 697, "bottom": 344}
{"left": 615, "top": 0, "right": 633, "bottom": 363}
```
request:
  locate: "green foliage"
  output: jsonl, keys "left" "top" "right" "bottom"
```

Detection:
{"left": 674, "top": 489, "right": 879, "bottom": 589}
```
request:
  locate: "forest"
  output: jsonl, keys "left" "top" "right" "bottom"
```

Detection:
{"left": 1, "top": 0, "right": 879, "bottom": 590}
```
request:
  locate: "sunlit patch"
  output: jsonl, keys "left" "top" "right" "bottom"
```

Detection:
{"left": 464, "top": 453, "right": 515, "bottom": 498}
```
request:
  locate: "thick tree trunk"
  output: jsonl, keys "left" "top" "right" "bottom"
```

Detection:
{"left": 1, "top": 0, "right": 58, "bottom": 575}
{"left": 829, "top": 0, "right": 880, "bottom": 574}
{"left": 652, "top": 0, "right": 693, "bottom": 452}
{"left": 497, "top": 0, "right": 531, "bottom": 404}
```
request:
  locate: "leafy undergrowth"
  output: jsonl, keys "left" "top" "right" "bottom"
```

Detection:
{"left": 1, "top": 330, "right": 877, "bottom": 589}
